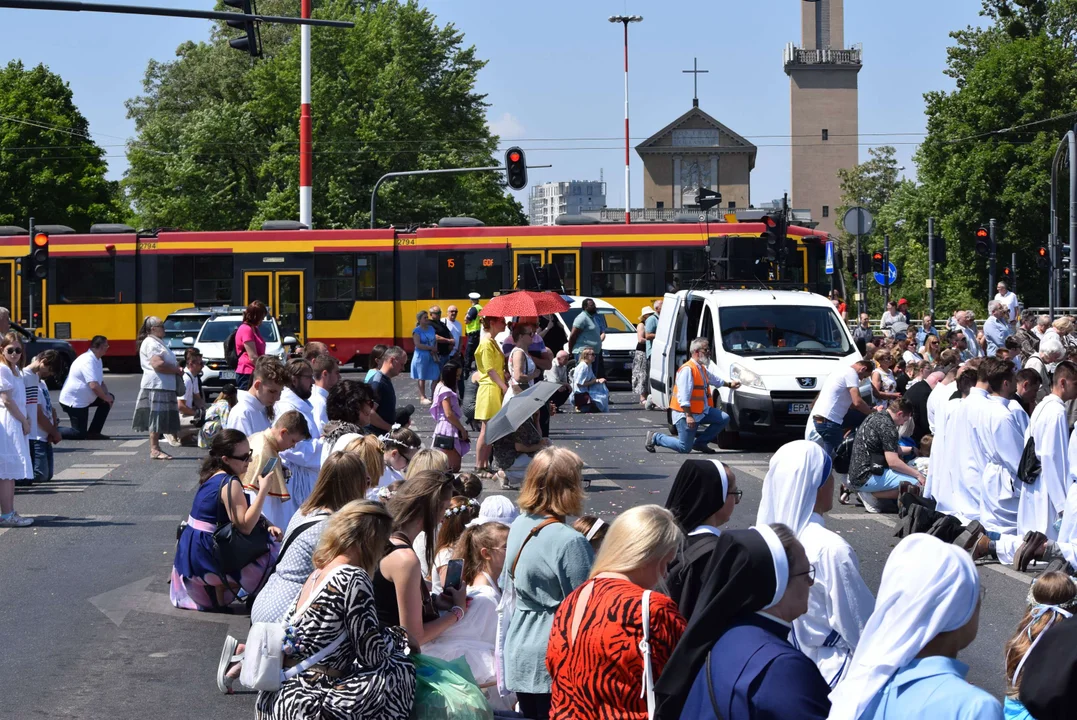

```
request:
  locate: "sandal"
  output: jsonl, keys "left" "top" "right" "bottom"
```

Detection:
{"left": 473, "top": 467, "right": 495, "bottom": 480}
{"left": 838, "top": 485, "right": 854, "bottom": 506}
{"left": 151, "top": 450, "right": 173, "bottom": 461}
{"left": 216, "top": 635, "right": 243, "bottom": 694}
{"left": 496, "top": 470, "right": 515, "bottom": 490}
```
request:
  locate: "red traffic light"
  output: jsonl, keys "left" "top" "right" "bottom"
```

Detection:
{"left": 1038, "top": 247, "right": 1048, "bottom": 257}
{"left": 762, "top": 216, "right": 777, "bottom": 228}
{"left": 976, "top": 227, "right": 989, "bottom": 239}
{"left": 33, "top": 232, "right": 48, "bottom": 247}
{"left": 508, "top": 151, "right": 521, "bottom": 163}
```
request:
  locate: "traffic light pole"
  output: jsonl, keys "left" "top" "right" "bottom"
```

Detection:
{"left": 988, "top": 218, "right": 997, "bottom": 302}
{"left": 927, "top": 217, "right": 935, "bottom": 318}
{"left": 369, "top": 163, "right": 550, "bottom": 228}
{"left": 0, "top": 0, "right": 352, "bottom": 25}
{"left": 883, "top": 234, "right": 890, "bottom": 306}
{"left": 855, "top": 234, "right": 864, "bottom": 317}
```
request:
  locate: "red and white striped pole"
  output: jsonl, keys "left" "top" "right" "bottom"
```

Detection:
{"left": 299, "top": 0, "right": 312, "bottom": 227}
{"left": 610, "top": 15, "right": 642, "bottom": 225}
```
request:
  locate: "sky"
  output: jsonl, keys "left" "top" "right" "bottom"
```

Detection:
{"left": 0, "top": 0, "right": 989, "bottom": 213}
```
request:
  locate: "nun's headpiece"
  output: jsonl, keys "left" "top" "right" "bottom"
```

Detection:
{"left": 664, "top": 459, "right": 731, "bottom": 531}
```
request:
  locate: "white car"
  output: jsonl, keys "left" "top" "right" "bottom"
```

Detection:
{"left": 184, "top": 309, "right": 295, "bottom": 393}
{"left": 549, "top": 296, "right": 639, "bottom": 381}
{"left": 648, "top": 289, "right": 862, "bottom": 440}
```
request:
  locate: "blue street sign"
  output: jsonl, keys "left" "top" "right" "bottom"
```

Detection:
{"left": 825, "top": 241, "right": 834, "bottom": 275}
{"left": 873, "top": 262, "right": 898, "bottom": 286}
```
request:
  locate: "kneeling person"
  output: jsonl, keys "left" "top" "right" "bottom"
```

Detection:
{"left": 243, "top": 410, "right": 311, "bottom": 530}
{"left": 848, "top": 399, "right": 925, "bottom": 512}
{"left": 169, "top": 348, "right": 205, "bottom": 447}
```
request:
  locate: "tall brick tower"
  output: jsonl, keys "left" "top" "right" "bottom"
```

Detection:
{"left": 784, "top": 0, "right": 861, "bottom": 236}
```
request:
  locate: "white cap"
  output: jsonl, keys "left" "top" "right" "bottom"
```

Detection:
{"left": 467, "top": 495, "right": 520, "bottom": 527}
{"left": 468, "top": 292, "right": 481, "bottom": 300}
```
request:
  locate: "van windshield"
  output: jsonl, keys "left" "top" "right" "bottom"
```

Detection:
{"left": 719, "top": 305, "right": 851, "bottom": 356}
{"left": 560, "top": 308, "right": 634, "bottom": 333}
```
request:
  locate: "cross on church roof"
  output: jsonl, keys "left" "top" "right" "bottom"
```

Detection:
{"left": 682, "top": 57, "right": 709, "bottom": 108}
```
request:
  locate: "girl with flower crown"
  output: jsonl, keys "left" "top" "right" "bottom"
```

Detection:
{"left": 430, "top": 496, "right": 480, "bottom": 594}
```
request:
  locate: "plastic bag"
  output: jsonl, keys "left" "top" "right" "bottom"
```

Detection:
{"left": 410, "top": 653, "right": 493, "bottom": 720}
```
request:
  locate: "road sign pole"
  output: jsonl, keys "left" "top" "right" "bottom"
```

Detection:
{"left": 928, "top": 217, "right": 935, "bottom": 318}
{"left": 855, "top": 233, "right": 864, "bottom": 316}
{"left": 883, "top": 234, "right": 890, "bottom": 306}
{"left": 988, "top": 218, "right": 997, "bottom": 303}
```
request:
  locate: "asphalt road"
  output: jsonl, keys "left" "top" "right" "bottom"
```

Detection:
{"left": 0, "top": 373, "right": 1033, "bottom": 717}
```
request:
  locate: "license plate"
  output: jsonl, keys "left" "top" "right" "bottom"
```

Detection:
{"left": 788, "top": 402, "right": 812, "bottom": 415}
{"left": 218, "top": 370, "right": 236, "bottom": 380}
{"left": 623, "top": 362, "right": 633, "bottom": 369}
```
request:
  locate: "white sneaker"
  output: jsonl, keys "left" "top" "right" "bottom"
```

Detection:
{"left": 0, "top": 512, "right": 33, "bottom": 527}
{"left": 165, "top": 435, "right": 182, "bottom": 448}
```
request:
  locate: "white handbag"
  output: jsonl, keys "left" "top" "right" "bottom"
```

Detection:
{"left": 639, "top": 589, "right": 656, "bottom": 720}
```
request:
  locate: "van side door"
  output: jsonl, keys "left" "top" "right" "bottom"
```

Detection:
{"left": 647, "top": 292, "right": 686, "bottom": 407}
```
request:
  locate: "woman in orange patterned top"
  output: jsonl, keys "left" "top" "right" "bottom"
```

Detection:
{"left": 547, "top": 505, "right": 686, "bottom": 720}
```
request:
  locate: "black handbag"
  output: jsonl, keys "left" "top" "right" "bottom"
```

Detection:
{"left": 213, "top": 475, "right": 271, "bottom": 575}
{"left": 1018, "top": 436, "right": 1041, "bottom": 485}
{"left": 433, "top": 433, "right": 456, "bottom": 450}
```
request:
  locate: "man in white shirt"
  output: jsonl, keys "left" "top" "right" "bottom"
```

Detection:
{"left": 1018, "top": 361, "right": 1077, "bottom": 540}
{"left": 446, "top": 305, "right": 463, "bottom": 356}
{"left": 24, "top": 350, "right": 63, "bottom": 485}
{"left": 974, "top": 359, "right": 1023, "bottom": 537}
{"left": 309, "top": 353, "right": 340, "bottom": 433}
{"left": 58, "top": 335, "right": 114, "bottom": 440}
{"left": 168, "top": 348, "right": 206, "bottom": 446}
{"left": 274, "top": 358, "right": 325, "bottom": 510}
{"left": 645, "top": 337, "right": 741, "bottom": 454}
{"left": 958, "top": 310, "right": 984, "bottom": 357}
{"left": 225, "top": 356, "right": 286, "bottom": 437}
{"left": 807, "top": 359, "right": 875, "bottom": 454}
{"left": 994, "top": 281, "right": 1019, "bottom": 325}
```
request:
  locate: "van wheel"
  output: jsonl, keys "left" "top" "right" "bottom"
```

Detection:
{"left": 717, "top": 430, "right": 741, "bottom": 450}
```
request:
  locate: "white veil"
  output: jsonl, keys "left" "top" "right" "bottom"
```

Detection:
{"left": 757, "top": 440, "right": 833, "bottom": 535}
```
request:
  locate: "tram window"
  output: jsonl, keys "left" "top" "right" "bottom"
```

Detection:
{"left": 168, "top": 255, "right": 232, "bottom": 305}
{"left": 356, "top": 254, "right": 377, "bottom": 300}
{"left": 55, "top": 257, "right": 115, "bottom": 303}
{"left": 438, "top": 251, "right": 502, "bottom": 298}
{"left": 589, "top": 250, "right": 654, "bottom": 297}
{"left": 665, "top": 249, "right": 708, "bottom": 292}
{"left": 314, "top": 254, "right": 355, "bottom": 320}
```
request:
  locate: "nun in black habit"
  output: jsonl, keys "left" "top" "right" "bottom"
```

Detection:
{"left": 1018, "top": 614, "right": 1077, "bottom": 720}
{"left": 659, "top": 459, "right": 739, "bottom": 619}
{"left": 653, "top": 524, "right": 831, "bottom": 720}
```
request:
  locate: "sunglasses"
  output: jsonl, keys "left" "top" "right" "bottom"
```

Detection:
{"left": 4, "top": 346, "right": 22, "bottom": 356}
{"left": 229, "top": 450, "right": 253, "bottom": 462}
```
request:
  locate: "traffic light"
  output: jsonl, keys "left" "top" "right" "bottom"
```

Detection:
{"left": 697, "top": 187, "right": 722, "bottom": 212}
{"left": 1002, "top": 265, "right": 1016, "bottom": 292}
{"left": 224, "top": 0, "right": 261, "bottom": 57}
{"left": 504, "top": 147, "right": 527, "bottom": 190}
{"left": 1037, "top": 246, "right": 1052, "bottom": 269}
{"left": 871, "top": 251, "right": 884, "bottom": 275}
{"left": 29, "top": 229, "right": 48, "bottom": 280}
{"left": 974, "top": 226, "right": 989, "bottom": 256}
{"left": 1062, "top": 243, "right": 1072, "bottom": 271}
{"left": 761, "top": 215, "right": 781, "bottom": 260}
{"left": 930, "top": 235, "right": 947, "bottom": 265}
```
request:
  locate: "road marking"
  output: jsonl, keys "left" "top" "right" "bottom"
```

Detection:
{"left": 829, "top": 512, "right": 897, "bottom": 527}
{"left": 583, "top": 468, "right": 621, "bottom": 490}
{"left": 16, "top": 480, "right": 100, "bottom": 494}
{"left": 93, "top": 451, "right": 139, "bottom": 456}
{"left": 88, "top": 576, "right": 250, "bottom": 635}
{"left": 637, "top": 416, "right": 654, "bottom": 423}
{"left": 120, "top": 439, "right": 149, "bottom": 448}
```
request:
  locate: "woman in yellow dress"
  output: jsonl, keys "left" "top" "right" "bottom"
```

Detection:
{"left": 474, "top": 315, "right": 508, "bottom": 478}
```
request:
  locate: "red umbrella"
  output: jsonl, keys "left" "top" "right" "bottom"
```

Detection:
{"left": 478, "top": 290, "right": 570, "bottom": 318}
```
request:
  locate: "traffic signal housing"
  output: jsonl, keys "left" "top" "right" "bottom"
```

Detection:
{"left": 974, "top": 226, "right": 989, "bottom": 256}
{"left": 504, "top": 147, "right": 527, "bottom": 190}
{"left": 224, "top": 0, "right": 261, "bottom": 57}
{"left": 29, "top": 230, "right": 48, "bottom": 280}
{"left": 761, "top": 215, "right": 781, "bottom": 260}
{"left": 871, "top": 251, "right": 884, "bottom": 275}
{"left": 1037, "top": 246, "right": 1051, "bottom": 269}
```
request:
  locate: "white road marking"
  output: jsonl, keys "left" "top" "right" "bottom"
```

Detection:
{"left": 637, "top": 416, "right": 654, "bottom": 423}
{"left": 93, "top": 451, "right": 139, "bottom": 456}
{"left": 583, "top": 468, "right": 621, "bottom": 490}
{"left": 120, "top": 439, "right": 149, "bottom": 448}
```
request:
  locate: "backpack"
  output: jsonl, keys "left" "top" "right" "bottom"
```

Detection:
{"left": 224, "top": 328, "right": 240, "bottom": 370}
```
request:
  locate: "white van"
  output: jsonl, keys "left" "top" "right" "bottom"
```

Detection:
{"left": 648, "top": 289, "right": 861, "bottom": 439}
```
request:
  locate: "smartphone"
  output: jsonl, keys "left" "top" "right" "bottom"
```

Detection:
{"left": 260, "top": 456, "right": 278, "bottom": 476}
{"left": 445, "top": 558, "right": 464, "bottom": 590}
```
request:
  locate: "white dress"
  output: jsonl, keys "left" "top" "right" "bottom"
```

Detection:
{"left": 0, "top": 363, "right": 32, "bottom": 480}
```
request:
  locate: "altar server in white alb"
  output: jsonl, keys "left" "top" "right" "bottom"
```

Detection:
{"left": 926, "top": 366, "right": 978, "bottom": 516}
{"left": 756, "top": 440, "right": 875, "bottom": 687}
{"left": 941, "top": 360, "right": 993, "bottom": 522}
{"left": 1019, "top": 361, "right": 1077, "bottom": 541}
{"left": 224, "top": 356, "right": 286, "bottom": 438}
{"left": 273, "top": 358, "right": 324, "bottom": 511}
{"left": 974, "top": 358, "right": 1023, "bottom": 539}
{"left": 828, "top": 535, "right": 1001, "bottom": 720}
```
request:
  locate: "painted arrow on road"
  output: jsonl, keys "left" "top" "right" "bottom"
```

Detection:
{"left": 89, "top": 576, "right": 249, "bottom": 634}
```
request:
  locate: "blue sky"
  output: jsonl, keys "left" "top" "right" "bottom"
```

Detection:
{"left": 1, "top": 0, "right": 987, "bottom": 212}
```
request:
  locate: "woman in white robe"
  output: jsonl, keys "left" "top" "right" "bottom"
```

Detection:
{"left": 756, "top": 440, "right": 875, "bottom": 687}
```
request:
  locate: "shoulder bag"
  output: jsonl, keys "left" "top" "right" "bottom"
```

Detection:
{"left": 1018, "top": 436, "right": 1041, "bottom": 486}
{"left": 639, "top": 589, "right": 656, "bottom": 719}
{"left": 494, "top": 516, "right": 560, "bottom": 697}
{"left": 213, "top": 474, "right": 272, "bottom": 576}
{"left": 705, "top": 651, "right": 726, "bottom": 720}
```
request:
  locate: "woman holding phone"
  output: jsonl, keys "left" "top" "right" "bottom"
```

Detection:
{"left": 171, "top": 429, "right": 283, "bottom": 612}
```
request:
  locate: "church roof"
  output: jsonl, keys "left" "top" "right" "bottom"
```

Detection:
{"left": 635, "top": 106, "right": 757, "bottom": 169}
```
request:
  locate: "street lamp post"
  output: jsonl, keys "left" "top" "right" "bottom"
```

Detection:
{"left": 609, "top": 14, "right": 642, "bottom": 225}
{"left": 299, "top": 0, "right": 312, "bottom": 228}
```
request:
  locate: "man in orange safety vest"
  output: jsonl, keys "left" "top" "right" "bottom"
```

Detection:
{"left": 645, "top": 337, "right": 740, "bottom": 454}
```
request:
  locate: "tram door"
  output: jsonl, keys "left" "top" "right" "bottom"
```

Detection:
{"left": 243, "top": 270, "right": 305, "bottom": 343}
{"left": 512, "top": 250, "right": 579, "bottom": 295}
{"left": 0, "top": 260, "right": 15, "bottom": 321}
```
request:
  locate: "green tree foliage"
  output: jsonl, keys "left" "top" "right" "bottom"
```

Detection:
{"left": 125, "top": 0, "right": 526, "bottom": 230}
{"left": 0, "top": 61, "right": 126, "bottom": 231}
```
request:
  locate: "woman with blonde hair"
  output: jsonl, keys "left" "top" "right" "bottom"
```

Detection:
{"left": 871, "top": 350, "right": 900, "bottom": 405}
{"left": 1002, "top": 571, "right": 1077, "bottom": 720}
{"left": 0, "top": 332, "right": 32, "bottom": 526}
{"left": 548, "top": 505, "right": 686, "bottom": 719}
{"left": 500, "top": 447, "right": 595, "bottom": 720}
{"left": 474, "top": 314, "right": 508, "bottom": 477}
{"left": 132, "top": 315, "right": 184, "bottom": 460}
{"left": 342, "top": 434, "right": 385, "bottom": 493}
{"left": 256, "top": 500, "right": 416, "bottom": 719}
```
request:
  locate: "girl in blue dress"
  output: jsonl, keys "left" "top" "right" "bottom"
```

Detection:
{"left": 410, "top": 311, "right": 439, "bottom": 405}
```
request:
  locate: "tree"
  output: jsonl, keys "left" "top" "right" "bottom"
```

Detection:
{"left": 125, "top": 0, "right": 526, "bottom": 230}
{"left": 0, "top": 61, "right": 126, "bottom": 230}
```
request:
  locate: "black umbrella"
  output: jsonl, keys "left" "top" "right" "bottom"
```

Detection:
{"left": 485, "top": 381, "right": 562, "bottom": 444}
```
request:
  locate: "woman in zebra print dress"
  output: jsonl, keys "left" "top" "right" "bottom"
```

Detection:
{"left": 257, "top": 500, "right": 415, "bottom": 720}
